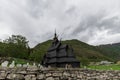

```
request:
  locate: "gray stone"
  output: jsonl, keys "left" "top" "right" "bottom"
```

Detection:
{"left": 0, "top": 67, "right": 120, "bottom": 80}
{"left": 37, "top": 74, "right": 45, "bottom": 79}
{"left": 14, "top": 74, "right": 24, "bottom": 80}
{"left": 27, "top": 66, "right": 38, "bottom": 71}
{"left": 54, "top": 77, "right": 60, "bottom": 80}
{"left": 46, "top": 77, "right": 54, "bottom": 80}
{"left": 25, "top": 75, "right": 36, "bottom": 80}
{"left": 0, "top": 72, "right": 6, "bottom": 79}
{"left": 7, "top": 74, "right": 15, "bottom": 79}
{"left": 63, "top": 72, "right": 70, "bottom": 77}
{"left": 6, "top": 73, "right": 24, "bottom": 80}
{"left": 52, "top": 73, "right": 62, "bottom": 77}
{"left": 18, "top": 71, "right": 27, "bottom": 74}
{"left": 46, "top": 73, "right": 52, "bottom": 77}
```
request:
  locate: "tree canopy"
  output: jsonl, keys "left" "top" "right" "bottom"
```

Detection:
{"left": 0, "top": 35, "right": 29, "bottom": 59}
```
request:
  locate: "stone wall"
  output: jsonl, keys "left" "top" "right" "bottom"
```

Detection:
{"left": 0, "top": 67, "right": 120, "bottom": 80}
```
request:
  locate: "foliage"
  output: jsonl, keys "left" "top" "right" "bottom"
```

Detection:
{"left": 96, "top": 43, "right": 120, "bottom": 61}
{"left": 87, "top": 64, "right": 120, "bottom": 70}
{"left": 0, "top": 42, "right": 9, "bottom": 56}
{"left": 79, "top": 57, "right": 89, "bottom": 66}
{"left": 62, "top": 39, "right": 110, "bottom": 62}
{"left": 0, "top": 35, "right": 29, "bottom": 59}
{"left": 29, "top": 40, "right": 52, "bottom": 62}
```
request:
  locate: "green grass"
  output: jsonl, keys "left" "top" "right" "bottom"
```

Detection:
{"left": 87, "top": 64, "right": 120, "bottom": 70}
{"left": 13, "top": 58, "right": 28, "bottom": 65}
{"left": 0, "top": 58, "right": 26, "bottom": 67}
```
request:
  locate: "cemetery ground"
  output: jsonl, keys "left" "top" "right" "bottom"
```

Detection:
{"left": 87, "top": 64, "right": 120, "bottom": 70}
{"left": 1, "top": 57, "right": 120, "bottom": 71}
{"left": 0, "top": 57, "right": 39, "bottom": 67}
{"left": 0, "top": 57, "right": 120, "bottom": 70}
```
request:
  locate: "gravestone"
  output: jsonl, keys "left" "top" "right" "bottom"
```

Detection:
{"left": 9, "top": 61, "right": 15, "bottom": 68}
{"left": 33, "top": 63, "right": 36, "bottom": 66}
{"left": 38, "top": 64, "right": 41, "bottom": 67}
{"left": 23, "top": 64, "right": 28, "bottom": 68}
{"left": 1, "top": 61, "right": 9, "bottom": 67}
{"left": 27, "top": 63, "right": 30, "bottom": 66}
{"left": 16, "top": 64, "right": 22, "bottom": 67}
{"left": 38, "top": 64, "right": 43, "bottom": 69}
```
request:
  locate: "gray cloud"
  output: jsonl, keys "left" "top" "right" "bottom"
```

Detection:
{"left": 0, "top": 0, "right": 120, "bottom": 47}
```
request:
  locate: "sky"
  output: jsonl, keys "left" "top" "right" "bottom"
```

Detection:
{"left": 0, "top": 0, "right": 120, "bottom": 47}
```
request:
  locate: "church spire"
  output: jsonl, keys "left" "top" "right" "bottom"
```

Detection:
{"left": 54, "top": 29, "right": 57, "bottom": 38}
{"left": 52, "top": 29, "right": 59, "bottom": 46}
{"left": 53, "top": 29, "right": 58, "bottom": 40}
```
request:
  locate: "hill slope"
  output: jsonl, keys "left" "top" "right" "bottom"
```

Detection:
{"left": 96, "top": 43, "right": 120, "bottom": 61}
{"left": 30, "top": 39, "right": 111, "bottom": 64}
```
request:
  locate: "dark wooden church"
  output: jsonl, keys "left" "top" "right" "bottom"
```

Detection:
{"left": 41, "top": 32, "right": 80, "bottom": 68}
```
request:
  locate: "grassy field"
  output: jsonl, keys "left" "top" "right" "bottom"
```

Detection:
{"left": 87, "top": 64, "right": 120, "bottom": 70}
{"left": 0, "top": 57, "right": 35, "bottom": 66}
{"left": 13, "top": 58, "right": 29, "bottom": 65}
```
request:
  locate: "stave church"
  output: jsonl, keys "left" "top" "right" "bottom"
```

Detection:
{"left": 41, "top": 32, "right": 80, "bottom": 68}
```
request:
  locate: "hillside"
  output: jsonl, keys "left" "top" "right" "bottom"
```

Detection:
{"left": 96, "top": 43, "right": 120, "bottom": 61}
{"left": 30, "top": 39, "right": 111, "bottom": 65}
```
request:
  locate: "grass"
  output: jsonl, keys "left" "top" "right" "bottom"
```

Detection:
{"left": 87, "top": 64, "right": 120, "bottom": 70}
{"left": 13, "top": 58, "right": 28, "bottom": 65}
{"left": 0, "top": 57, "right": 34, "bottom": 67}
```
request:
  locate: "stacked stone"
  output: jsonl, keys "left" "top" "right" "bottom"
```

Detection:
{"left": 1, "top": 68, "right": 120, "bottom": 80}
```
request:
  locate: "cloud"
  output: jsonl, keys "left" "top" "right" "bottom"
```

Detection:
{"left": 0, "top": 0, "right": 120, "bottom": 47}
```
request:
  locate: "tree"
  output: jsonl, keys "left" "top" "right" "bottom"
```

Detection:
{"left": 0, "top": 42, "right": 8, "bottom": 57}
{"left": 3, "top": 35, "right": 29, "bottom": 59}
{"left": 4, "top": 35, "right": 29, "bottom": 47}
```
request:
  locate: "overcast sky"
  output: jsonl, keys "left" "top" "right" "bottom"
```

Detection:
{"left": 0, "top": 0, "right": 120, "bottom": 47}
